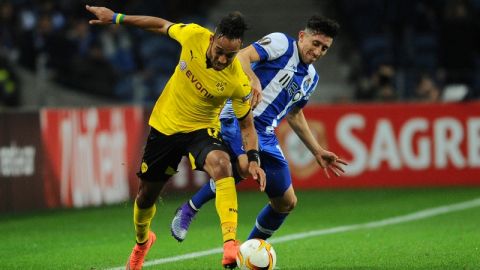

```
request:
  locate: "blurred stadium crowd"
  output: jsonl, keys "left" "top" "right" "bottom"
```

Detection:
{"left": 0, "top": 0, "right": 217, "bottom": 107}
{"left": 334, "top": 0, "right": 480, "bottom": 102}
{"left": 0, "top": 0, "right": 479, "bottom": 108}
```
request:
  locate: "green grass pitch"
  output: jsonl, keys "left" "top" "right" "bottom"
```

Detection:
{"left": 1, "top": 187, "right": 479, "bottom": 269}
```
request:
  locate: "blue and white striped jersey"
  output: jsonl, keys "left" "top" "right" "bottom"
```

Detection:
{"left": 220, "top": 32, "right": 319, "bottom": 135}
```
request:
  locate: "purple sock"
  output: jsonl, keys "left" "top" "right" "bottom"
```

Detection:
{"left": 190, "top": 179, "right": 216, "bottom": 209}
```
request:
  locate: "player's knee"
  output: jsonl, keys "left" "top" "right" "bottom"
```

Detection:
{"left": 284, "top": 196, "right": 297, "bottom": 212}
{"left": 135, "top": 193, "right": 157, "bottom": 208}
{"left": 135, "top": 179, "right": 164, "bottom": 207}
{"left": 272, "top": 196, "right": 297, "bottom": 213}
{"left": 206, "top": 153, "right": 232, "bottom": 178}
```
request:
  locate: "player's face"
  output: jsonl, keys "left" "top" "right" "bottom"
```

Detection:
{"left": 297, "top": 31, "right": 333, "bottom": 64}
{"left": 207, "top": 35, "right": 242, "bottom": 71}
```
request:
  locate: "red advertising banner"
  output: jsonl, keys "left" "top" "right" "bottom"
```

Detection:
{"left": 40, "top": 107, "right": 145, "bottom": 208}
{"left": 0, "top": 111, "right": 43, "bottom": 212}
{"left": 269, "top": 101, "right": 480, "bottom": 189}
{"left": 3, "top": 102, "right": 479, "bottom": 213}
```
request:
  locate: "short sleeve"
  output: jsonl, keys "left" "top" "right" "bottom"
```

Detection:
{"left": 252, "top": 32, "right": 289, "bottom": 62}
{"left": 168, "top": 23, "right": 206, "bottom": 45}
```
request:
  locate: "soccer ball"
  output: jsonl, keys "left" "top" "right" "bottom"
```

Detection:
{"left": 236, "top": 238, "right": 277, "bottom": 270}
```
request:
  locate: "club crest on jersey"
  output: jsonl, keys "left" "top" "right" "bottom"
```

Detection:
{"left": 216, "top": 81, "right": 226, "bottom": 92}
{"left": 303, "top": 78, "right": 311, "bottom": 90}
{"left": 179, "top": 60, "right": 187, "bottom": 71}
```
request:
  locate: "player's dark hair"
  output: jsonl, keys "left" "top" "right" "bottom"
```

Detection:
{"left": 306, "top": 15, "right": 340, "bottom": 38}
{"left": 215, "top": 11, "right": 248, "bottom": 40}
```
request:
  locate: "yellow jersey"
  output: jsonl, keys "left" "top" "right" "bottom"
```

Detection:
{"left": 149, "top": 23, "right": 252, "bottom": 135}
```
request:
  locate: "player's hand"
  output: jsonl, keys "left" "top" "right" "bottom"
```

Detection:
{"left": 86, "top": 5, "right": 115, "bottom": 25}
{"left": 315, "top": 149, "right": 348, "bottom": 178}
{"left": 250, "top": 78, "right": 262, "bottom": 110}
{"left": 248, "top": 161, "right": 266, "bottom": 192}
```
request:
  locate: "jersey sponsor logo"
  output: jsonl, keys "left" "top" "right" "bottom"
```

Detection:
{"left": 292, "top": 91, "right": 303, "bottom": 102}
{"left": 257, "top": 36, "right": 271, "bottom": 46}
{"left": 287, "top": 81, "right": 300, "bottom": 96}
{"left": 185, "top": 69, "right": 214, "bottom": 99}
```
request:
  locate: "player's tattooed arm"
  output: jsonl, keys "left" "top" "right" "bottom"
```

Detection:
{"left": 238, "top": 111, "right": 266, "bottom": 191}
{"left": 86, "top": 5, "right": 173, "bottom": 35}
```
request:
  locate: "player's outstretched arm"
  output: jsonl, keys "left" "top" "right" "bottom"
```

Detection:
{"left": 85, "top": 5, "right": 173, "bottom": 35}
{"left": 238, "top": 111, "right": 266, "bottom": 191}
{"left": 237, "top": 45, "right": 263, "bottom": 109}
{"left": 286, "top": 107, "right": 348, "bottom": 178}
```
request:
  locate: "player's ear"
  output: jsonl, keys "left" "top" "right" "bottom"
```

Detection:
{"left": 298, "top": 30, "right": 306, "bottom": 42}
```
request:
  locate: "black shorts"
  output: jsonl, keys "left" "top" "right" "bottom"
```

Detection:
{"left": 136, "top": 127, "right": 229, "bottom": 182}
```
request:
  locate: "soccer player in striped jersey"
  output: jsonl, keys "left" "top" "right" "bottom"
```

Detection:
{"left": 171, "top": 15, "right": 347, "bottom": 242}
{"left": 86, "top": 5, "right": 266, "bottom": 270}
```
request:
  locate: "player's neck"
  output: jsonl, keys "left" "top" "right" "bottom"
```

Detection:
{"left": 296, "top": 41, "right": 307, "bottom": 64}
{"left": 206, "top": 55, "right": 213, "bottom": 69}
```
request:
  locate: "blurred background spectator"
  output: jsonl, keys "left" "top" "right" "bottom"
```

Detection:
{"left": 0, "top": 54, "right": 20, "bottom": 108}
{"left": 335, "top": 0, "right": 480, "bottom": 102}
{"left": 0, "top": 0, "right": 479, "bottom": 108}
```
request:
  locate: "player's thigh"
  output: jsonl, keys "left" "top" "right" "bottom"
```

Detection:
{"left": 221, "top": 118, "right": 248, "bottom": 179}
{"left": 221, "top": 118, "right": 245, "bottom": 158}
{"left": 186, "top": 128, "right": 231, "bottom": 176}
{"left": 262, "top": 146, "right": 293, "bottom": 199}
{"left": 137, "top": 128, "right": 184, "bottom": 184}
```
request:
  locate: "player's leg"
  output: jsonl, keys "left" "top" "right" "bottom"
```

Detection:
{"left": 171, "top": 157, "right": 246, "bottom": 242}
{"left": 127, "top": 128, "right": 183, "bottom": 270}
{"left": 127, "top": 180, "right": 162, "bottom": 270}
{"left": 190, "top": 155, "right": 247, "bottom": 209}
{"left": 185, "top": 128, "right": 241, "bottom": 268}
{"left": 248, "top": 145, "right": 294, "bottom": 240}
{"left": 192, "top": 118, "right": 247, "bottom": 209}
{"left": 248, "top": 185, "right": 295, "bottom": 240}
{"left": 171, "top": 118, "right": 246, "bottom": 242}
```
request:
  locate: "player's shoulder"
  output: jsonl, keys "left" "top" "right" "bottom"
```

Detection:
{"left": 258, "top": 32, "right": 291, "bottom": 48}
{"left": 169, "top": 23, "right": 210, "bottom": 40}
{"left": 254, "top": 32, "right": 294, "bottom": 60}
{"left": 229, "top": 58, "right": 250, "bottom": 82}
{"left": 307, "top": 64, "right": 318, "bottom": 78}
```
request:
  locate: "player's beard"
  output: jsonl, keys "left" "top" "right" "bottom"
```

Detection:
{"left": 212, "top": 61, "right": 227, "bottom": 70}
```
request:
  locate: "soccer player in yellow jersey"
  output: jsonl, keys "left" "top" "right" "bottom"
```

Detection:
{"left": 86, "top": 5, "right": 266, "bottom": 270}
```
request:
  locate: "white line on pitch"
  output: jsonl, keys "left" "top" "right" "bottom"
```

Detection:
{"left": 105, "top": 197, "right": 480, "bottom": 270}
